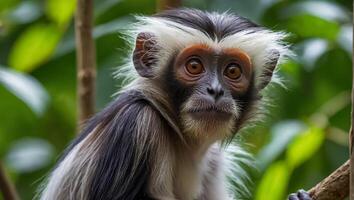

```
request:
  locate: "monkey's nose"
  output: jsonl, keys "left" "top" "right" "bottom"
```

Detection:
{"left": 207, "top": 86, "right": 224, "bottom": 101}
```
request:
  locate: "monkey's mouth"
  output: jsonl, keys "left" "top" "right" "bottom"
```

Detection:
{"left": 186, "top": 106, "right": 233, "bottom": 120}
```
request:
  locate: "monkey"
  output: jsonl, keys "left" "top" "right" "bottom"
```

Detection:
{"left": 38, "top": 8, "right": 311, "bottom": 200}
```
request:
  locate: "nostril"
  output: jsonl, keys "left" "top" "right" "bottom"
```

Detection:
{"left": 219, "top": 90, "right": 224, "bottom": 96}
{"left": 207, "top": 87, "right": 215, "bottom": 95}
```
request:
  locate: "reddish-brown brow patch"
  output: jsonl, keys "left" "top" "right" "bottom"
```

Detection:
{"left": 177, "top": 44, "right": 214, "bottom": 58}
{"left": 174, "top": 44, "right": 213, "bottom": 84}
{"left": 222, "top": 48, "right": 252, "bottom": 74}
{"left": 221, "top": 48, "right": 253, "bottom": 92}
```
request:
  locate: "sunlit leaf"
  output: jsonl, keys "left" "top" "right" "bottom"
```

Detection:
{"left": 54, "top": 17, "right": 132, "bottom": 58}
{"left": 281, "top": 1, "right": 349, "bottom": 22}
{"left": 93, "top": 17, "right": 132, "bottom": 38}
{"left": 0, "top": 66, "right": 49, "bottom": 116}
{"left": 287, "top": 14, "right": 340, "bottom": 40}
{"left": 259, "top": 0, "right": 279, "bottom": 10}
{"left": 286, "top": 126, "right": 325, "bottom": 169}
{"left": 255, "top": 161, "right": 290, "bottom": 200}
{"left": 337, "top": 24, "right": 352, "bottom": 56}
{"left": 257, "top": 120, "right": 306, "bottom": 170}
{"left": 46, "top": 0, "right": 76, "bottom": 27}
{"left": 295, "top": 39, "right": 329, "bottom": 71}
{"left": 95, "top": 0, "right": 123, "bottom": 17}
{"left": 8, "top": 23, "right": 62, "bottom": 72}
{"left": 7, "top": 1, "right": 41, "bottom": 24}
{"left": 5, "top": 138, "right": 54, "bottom": 173}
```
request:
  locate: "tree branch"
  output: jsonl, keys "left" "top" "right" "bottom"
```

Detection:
{"left": 0, "top": 162, "right": 19, "bottom": 200}
{"left": 308, "top": 160, "right": 349, "bottom": 200}
{"left": 75, "top": 0, "right": 96, "bottom": 126}
{"left": 350, "top": 1, "right": 354, "bottom": 199}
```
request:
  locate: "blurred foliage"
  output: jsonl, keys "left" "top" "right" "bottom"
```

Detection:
{"left": 0, "top": 0, "right": 352, "bottom": 199}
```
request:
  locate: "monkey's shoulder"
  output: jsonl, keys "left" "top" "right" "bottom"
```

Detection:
{"left": 79, "top": 90, "right": 163, "bottom": 136}
{"left": 63, "top": 90, "right": 165, "bottom": 158}
{"left": 64, "top": 90, "right": 160, "bottom": 200}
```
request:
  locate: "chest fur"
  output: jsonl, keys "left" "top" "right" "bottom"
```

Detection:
{"left": 173, "top": 155, "right": 208, "bottom": 200}
{"left": 149, "top": 144, "right": 224, "bottom": 200}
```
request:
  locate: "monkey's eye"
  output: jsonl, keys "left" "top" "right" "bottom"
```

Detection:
{"left": 224, "top": 63, "right": 242, "bottom": 80}
{"left": 185, "top": 58, "right": 204, "bottom": 75}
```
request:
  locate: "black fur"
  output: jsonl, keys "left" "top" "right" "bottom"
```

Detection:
{"left": 62, "top": 91, "right": 146, "bottom": 156}
{"left": 154, "top": 8, "right": 263, "bottom": 41}
{"left": 231, "top": 74, "right": 260, "bottom": 134}
{"left": 58, "top": 90, "right": 159, "bottom": 200}
{"left": 88, "top": 98, "right": 148, "bottom": 200}
{"left": 164, "top": 60, "right": 193, "bottom": 117}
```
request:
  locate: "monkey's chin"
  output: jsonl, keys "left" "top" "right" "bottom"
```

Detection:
{"left": 181, "top": 111, "right": 235, "bottom": 139}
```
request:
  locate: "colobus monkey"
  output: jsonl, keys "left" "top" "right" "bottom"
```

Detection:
{"left": 39, "top": 8, "right": 310, "bottom": 200}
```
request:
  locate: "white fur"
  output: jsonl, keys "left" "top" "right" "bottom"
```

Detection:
{"left": 39, "top": 144, "right": 82, "bottom": 200}
{"left": 224, "top": 144, "right": 256, "bottom": 199}
{"left": 117, "top": 12, "right": 291, "bottom": 89}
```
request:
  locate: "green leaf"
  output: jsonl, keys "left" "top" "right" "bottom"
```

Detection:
{"left": 280, "top": 60, "right": 301, "bottom": 81}
{"left": 295, "top": 39, "right": 329, "bottom": 71}
{"left": 286, "top": 126, "right": 325, "bottom": 169}
{"left": 46, "top": 0, "right": 76, "bottom": 27}
{"left": 257, "top": 120, "right": 306, "bottom": 170}
{"left": 8, "top": 23, "right": 62, "bottom": 72}
{"left": 54, "top": 17, "right": 132, "bottom": 58}
{"left": 281, "top": 1, "right": 349, "bottom": 22}
{"left": 7, "top": 1, "right": 41, "bottom": 24}
{"left": 287, "top": 14, "right": 340, "bottom": 40}
{"left": 0, "top": 66, "right": 49, "bottom": 116}
{"left": 0, "top": 0, "right": 19, "bottom": 13}
{"left": 95, "top": 0, "right": 123, "bottom": 17}
{"left": 337, "top": 24, "right": 352, "bottom": 56}
{"left": 93, "top": 17, "right": 132, "bottom": 38}
{"left": 5, "top": 138, "right": 54, "bottom": 172}
{"left": 255, "top": 161, "right": 290, "bottom": 200}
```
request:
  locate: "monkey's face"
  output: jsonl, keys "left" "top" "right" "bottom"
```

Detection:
{"left": 132, "top": 30, "right": 280, "bottom": 139}
{"left": 172, "top": 44, "right": 254, "bottom": 138}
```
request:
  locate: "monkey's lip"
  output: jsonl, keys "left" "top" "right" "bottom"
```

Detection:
{"left": 186, "top": 107, "right": 233, "bottom": 120}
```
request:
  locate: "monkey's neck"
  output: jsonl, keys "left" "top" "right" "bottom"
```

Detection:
{"left": 180, "top": 135, "right": 219, "bottom": 159}
{"left": 173, "top": 141, "right": 222, "bottom": 200}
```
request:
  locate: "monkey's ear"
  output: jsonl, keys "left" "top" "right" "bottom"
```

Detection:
{"left": 257, "top": 50, "right": 280, "bottom": 90}
{"left": 133, "top": 32, "right": 159, "bottom": 78}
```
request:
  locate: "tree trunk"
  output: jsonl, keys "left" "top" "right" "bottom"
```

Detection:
{"left": 75, "top": 0, "right": 96, "bottom": 127}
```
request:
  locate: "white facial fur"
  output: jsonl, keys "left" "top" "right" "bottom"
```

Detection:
{"left": 118, "top": 11, "right": 290, "bottom": 89}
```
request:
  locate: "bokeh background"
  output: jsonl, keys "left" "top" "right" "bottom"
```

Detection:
{"left": 0, "top": 0, "right": 352, "bottom": 199}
